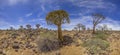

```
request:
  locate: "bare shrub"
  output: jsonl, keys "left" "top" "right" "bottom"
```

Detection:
{"left": 37, "top": 37, "right": 60, "bottom": 52}
{"left": 62, "top": 35, "right": 73, "bottom": 46}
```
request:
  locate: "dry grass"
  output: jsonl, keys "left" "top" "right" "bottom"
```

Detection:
{"left": 0, "top": 30, "right": 120, "bottom": 55}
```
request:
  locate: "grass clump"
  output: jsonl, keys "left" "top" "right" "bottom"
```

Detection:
{"left": 82, "top": 31, "right": 109, "bottom": 55}
{"left": 94, "top": 31, "right": 108, "bottom": 40}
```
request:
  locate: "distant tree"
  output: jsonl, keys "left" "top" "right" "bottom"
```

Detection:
{"left": 74, "top": 27, "right": 78, "bottom": 31}
{"left": 98, "top": 24, "right": 108, "bottom": 31}
{"left": 46, "top": 10, "right": 70, "bottom": 43}
{"left": 81, "top": 25, "right": 86, "bottom": 31}
{"left": 102, "top": 24, "right": 108, "bottom": 31}
{"left": 19, "top": 25, "right": 24, "bottom": 32}
{"left": 92, "top": 13, "right": 105, "bottom": 34}
{"left": 98, "top": 25, "right": 103, "bottom": 31}
{"left": 19, "top": 25, "right": 24, "bottom": 30}
{"left": 10, "top": 27, "right": 14, "bottom": 30}
{"left": 76, "top": 23, "right": 83, "bottom": 32}
{"left": 26, "top": 24, "right": 31, "bottom": 30}
{"left": 36, "top": 24, "right": 41, "bottom": 29}
{"left": 87, "top": 28, "right": 90, "bottom": 31}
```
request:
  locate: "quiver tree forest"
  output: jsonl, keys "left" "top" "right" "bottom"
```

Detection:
{"left": 0, "top": 0, "right": 120, "bottom": 55}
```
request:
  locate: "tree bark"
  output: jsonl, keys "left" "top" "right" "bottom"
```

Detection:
{"left": 57, "top": 25, "right": 63, "bottom": 44}
{"left": 93, "top": 25, "right": 96, "bottom": 34}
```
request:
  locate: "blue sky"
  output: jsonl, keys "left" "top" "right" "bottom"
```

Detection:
{"left": 0, "top": 0, "right": 120, "bottom": 30}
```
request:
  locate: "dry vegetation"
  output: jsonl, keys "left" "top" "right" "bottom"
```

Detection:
{"left": 0, "top": 29, "right": 120, "bottom": 55}
{"left": 0, "top": 10, "right": 120, "bottom": 55}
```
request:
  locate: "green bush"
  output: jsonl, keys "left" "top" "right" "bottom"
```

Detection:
{"left": 94, "top": 31, "right": 108, "bottom": 40}
{"left": 82, "top": 38, "right": 109, "bottom": 55}
{"left": 87, "top": 45, "right": 102, "bottom": 55}
{"left": 83, "top": 39, "right": 109, "bottom": 47}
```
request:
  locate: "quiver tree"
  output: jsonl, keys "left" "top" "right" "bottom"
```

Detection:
{"left": 26, "top": 24, "right": 32, "bottom": 32}
{"left": 102, "top": 24, "right": 108, "bottom": 31}
{"left": 98, "top": 24, "right": 108, "bottom": 32}
{"left": 36, "top": 24, "right": 41, "bottom": 30}
{"left": 76, "top": 23, "right": 83, "bottom": 32}
{"left": 46, "top": 10, "right": 70, "bottom": 43}
{"left": 92, "top": 13, "right": 105, "bottom": 34}
{"left": 19, "top": 25, "right": 24, "bottom": 32}
{"left": 81, "top": 25, "right": 86, "bottom": 31}
{"left": 20, "top": 25, "right": 24, "bottom": 29}
{"left": 26, "top": 24, "right": 31, "bottom": 30}
{"left": 74, "top": 27, "right": 78, "bottom": 31}
{"left": 10, "top": 27, "right": 14, "bottom": 31}
{"left": 36, "top": 24, "right": 41, "bottom": 35}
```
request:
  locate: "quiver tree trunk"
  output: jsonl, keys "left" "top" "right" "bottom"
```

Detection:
{"left": 93, "top": 25, "right": 96, "bottom": 34}
{"left": 57, "top": 25, "right": 63, "bottom": 44}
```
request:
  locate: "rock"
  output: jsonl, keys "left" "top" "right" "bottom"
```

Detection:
{"left": 12, "top": 42, "right": 20, "bottom": 49}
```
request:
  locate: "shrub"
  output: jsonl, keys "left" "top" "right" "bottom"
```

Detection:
{"left": 62, "top": 35, "right": 73, "bottom": 46}
{"left": 94, "top": 31, "right": 108, "bottom": 40}
{"left": 82, "top": 38, "right": 109, "bottom": 55}
{"left": 12, "top": 42, "right": 20, "bottom": 50}
{"left": 37, "top": 37, "right": 60, "bottom": 52}
{"left": 11, "top": 33, "right": 20, "bottom": 39}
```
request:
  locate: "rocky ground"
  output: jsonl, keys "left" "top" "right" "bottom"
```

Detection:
{"left": 0, "top": 30, "right": 120, "bottom": 55}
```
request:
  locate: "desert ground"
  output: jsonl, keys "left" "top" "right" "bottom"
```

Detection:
{"left": 0, "top": 29, "right": 120, "bottom": 55}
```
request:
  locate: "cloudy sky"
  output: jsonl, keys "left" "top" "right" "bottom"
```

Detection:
{"left": 0, "top": 0, "right": 120, "bottom": 30}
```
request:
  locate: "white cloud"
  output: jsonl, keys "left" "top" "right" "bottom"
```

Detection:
{"left": 38, "top": 0, "right": 60, "bottom": 12}
{"left": 62, "top": 16, "right": 92, "bottom": 30}
{"left": 69, "top": 0, "right": 116, "bottom": 10}
{"left": 62, "top": 16, "right": 120, "bottom": 30}
{"left": 37, "top": 0, "right": 116, "bottom": 17}
{"left": 41, "top": 5, "right": 46, "bottom": 12}
{"left": 9, "top": 0, "right": 27, "bottom": 5}
{"left": 0, "top": 0, "right": 28, "bottom": 6}
{"left": 99, "top": 17, "right": 120, "bottom": 30}
{"left": 28, "top": 18, "right": 45, "bottom": 22}
{"left": 0, "top": 20, "right": 15, "bottom": 29}
{"left": 39, "top": 0, "right": 57, "bottom": 4}
{"left": 25, "top": 13, "right": 33, "bottom": 17}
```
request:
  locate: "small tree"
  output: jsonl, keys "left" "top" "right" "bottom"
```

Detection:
{"left": 102, "top": 24, "right": 108, "bottom": 31}
{"left": 98, "top": 24, "right": 108, "bottom": 32}
{"left": 35, "top": 24, "right": 41, "bottom": 35}
{"left": 74, "top": 27, "right": 78, "bottom": 31}
{"left": 10, "top": 27, "right": 14, "bottom": 30}
{"left": 92, "top": 13, "right": 105, "bottom": 34}
{"left": 46, "top": 10, "right": 70, "bottom": 43}
{"left": 26, "top": 24, "right": 32, "bottom": 34}
{"left": 19, "top": 25, "right": 24, "bottom": 30}
{"left": 76, "top": 23, "right": 83, "bottom": 32}
{"left": 36, "top": 24, "right": 41, "bottom": 29}
{"left": 26, "top": 24, "right": 31, "bottom": 30}
{"left": 19, "top": 25, "right": 24, "bottom": 32}
{"left": 81, "top": 25, "right": 86, "bottom": 31}
{"left": 20, "top": 25, "right": 24, "bottom": 29}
